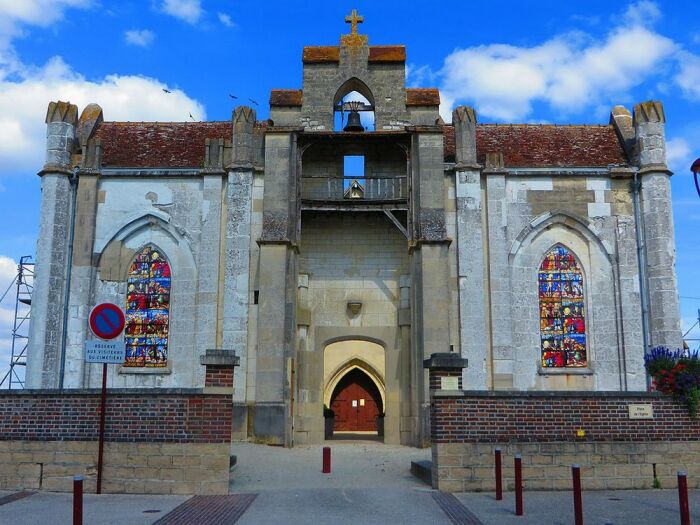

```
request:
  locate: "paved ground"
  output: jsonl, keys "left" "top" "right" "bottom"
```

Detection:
{"left": 1, "top": 439, "right": 699, "bottom": 524}
{"left": 0, "top": 491, "right": 188, "bottom": 524}
{"left": 231, "top": 439, "right": 448, "bottom": 525}
{"left": 230, "top": 439, "right": 430, "bottom": 491}
{"left": 457, "top": 489, "right": 700, "bottom": 524}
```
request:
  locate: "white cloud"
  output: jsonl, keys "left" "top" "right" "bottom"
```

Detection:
{"left": 0, "top": 0, "right": 205, "bottom": 177}
{"left": 0, "top": 255, "right": 17, "bottom": 283}
{"left": 125, "top": 29, "right": 155, "bottom": 47}
{"left": 406, "top": 64, "right": 437, "bottom": 87}
{"left": 0, "top": 56, "right": 206, "bottom": 173}
{"left": 161, "top": 0, "right": 202, "bottom": 24}
{"left": 623, "top": 0, "right": 661, "bottom": 27}
{"left": 675, "top": 51, "right": 700, "bottom": 100}
{"left": 0, "top": 0, "right": 91, "bottom": 50}
{"left": 0, "top": 0, "right": 90, "bottom": 29}
{"left": 666, "top": 137, "right": 692, "bottom": 174}
{"left": 217, "top": 13, "right": 235, "bottom": 28}
{"left": 439, "top": 22, "right": 676, "bottom": 121}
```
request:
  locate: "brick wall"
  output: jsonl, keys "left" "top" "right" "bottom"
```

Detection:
{"left": 205, "top": 368, "right": 235, "bottom": 388}
{"left": 0, "top": 389, "right": 231, "bottom": 443}
{"left": 431, "top": 391, "right": 700, "bottom": 443}
{"left": 0, "top": 389, "right": 232, "bottom": 495}
{"left": 430, "top": 391, "right": 700, "bottom": 491}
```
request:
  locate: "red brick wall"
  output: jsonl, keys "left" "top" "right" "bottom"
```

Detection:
{"left": 0, "top": 389, "right": 231, "bottom": 443}
{"left": 205, "top": 367, "right": 234, "bottom": 388}
{"left": 431, "top": 392, "right": 700, "bottom": 443}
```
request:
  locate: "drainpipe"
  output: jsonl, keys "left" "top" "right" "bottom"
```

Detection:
{"left": 58, "top": 166, "right": 79, "bottom": 389}
{"left": 631, "top": 170, "right": 651, "bottom": 390}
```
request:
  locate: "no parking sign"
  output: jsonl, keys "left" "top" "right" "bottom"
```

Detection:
{"left": 85, "top": 302, "right": 127, "bottom": 495}
{"left": 89, "top": 303, "right": 125, "bottom": 340}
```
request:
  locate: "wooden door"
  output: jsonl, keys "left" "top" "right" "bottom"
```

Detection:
{"left": 331, "top": 368, "right": 382, "bottom": 432}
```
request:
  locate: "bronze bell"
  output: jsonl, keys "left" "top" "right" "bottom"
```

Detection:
{"left": 344, "top": 110, "right": 364, "bottom": 132}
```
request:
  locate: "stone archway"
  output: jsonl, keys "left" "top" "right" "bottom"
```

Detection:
{"left": 330, "top": 368, "right": 383, "bottom": 432}
{"left": 323, "top": 340, "right": 386, "bottom": 436}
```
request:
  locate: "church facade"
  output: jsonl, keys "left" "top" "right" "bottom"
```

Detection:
{"left": 26, "top": 15, "right": 682, "bottom": 447}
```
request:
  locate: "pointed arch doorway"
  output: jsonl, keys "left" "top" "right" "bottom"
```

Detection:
{"left": 323, "top": 340, "right": 386, "bottom": 438}
{"left": 330, "top": 368, "right": 383, "bottom": 432}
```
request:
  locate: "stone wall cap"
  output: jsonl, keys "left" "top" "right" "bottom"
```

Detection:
{"left": 200, "top": 349, "right": 240, "bottom": 367}
{"left": 432, "top": 390, "right": 663, "bottom": 398}
{"left": 0, "top": 388, "right": 218, "bottom": 396}
{"left": 423, "top": 352, "right": 468, "bottom": 370}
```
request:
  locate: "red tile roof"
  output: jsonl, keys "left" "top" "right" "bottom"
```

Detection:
{"left": 302, "top": 45, "right": 405, "bottom": 64}
{"left": 93, "top": 121, "right": 628, "bottom": 169}
{"left": 443, "top": 124, "right": 628, "bottom": 167}
{"left": 406, "top": 88, "right": 440, "bottom": 106}
{"left": 302, "top": 46, "right": 340, "bottom": 63}
{"left": 368, "top": 46, "right": 405, "bottom": 62}
{"left": 95, "top": 121, "right": 232, "bottom": 168}
{"left": 270, "top": 89, "right": 303, "bottom": 107}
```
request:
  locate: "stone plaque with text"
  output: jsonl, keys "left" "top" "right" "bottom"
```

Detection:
{"left": 628, "top": 404, "right": 653, "bottom": 419}
{"left": 440, "top": 376, "right": 459, "bottom": 390}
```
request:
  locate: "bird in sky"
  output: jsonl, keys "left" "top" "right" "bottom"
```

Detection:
{"left": 229, "top": 94, "right": 238, "bottom": 99}
{"left": 189, "top": 113, "right": 195, "bottom": 121}
{"left": 162, "top": 88, "right": 172, "bottom": 94}
{"left": 249, "top": 98, "right": 258, "bottom": 106}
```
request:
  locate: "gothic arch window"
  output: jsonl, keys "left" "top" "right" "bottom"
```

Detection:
{"left": 124, "top": 246, "right": 170, "bottom": 367}
{"left": 538, "top": 245, "right": 587, "bottom": 368}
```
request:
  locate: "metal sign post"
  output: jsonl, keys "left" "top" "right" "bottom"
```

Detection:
{"left": 86, "top": 304, "right": 126, "bottom": 494}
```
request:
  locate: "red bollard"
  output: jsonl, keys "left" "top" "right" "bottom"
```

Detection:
{"left": 73, "top": 475, "right": 83, "bottom": 525}
{"left": 322, "top": 446, "right": 331, "bottom": 474}
{"left": 572, "top": 464, "right": 583, "bottom": 525}
{"left": 678, "top": 471, "right": 690, "bottom": 525}
{"left": 495, "top": 448, "right": 503, "bottom": 501}
{"left": 515, "top": 454, "right": 523, "bottom": 516}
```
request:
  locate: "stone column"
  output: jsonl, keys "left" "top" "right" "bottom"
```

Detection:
{"left": 410, "top": 127, "right": 452, "bottom": 445}
{"left": 254, "top": 128, "right": 298, "bottom": 445}
{"left": 193, "top": 138, "right": 227, "bottom": 387}
{"left": 633, "top": 101, "right": 682, "bottom": 350}
{"left": 64, "top": 104, "right": 103, "bottom": 388}
{"left": 222, "top": 108, "right": 255, "bottom": 400}
{"left": 398, "top": 274, "right": 414, "bottom": 445}
{"left": 26, "top": 101, "right": 78, "bottom": 388}
{"left": 453, "top": 107, "right": 488, "bottom": 390}
{"left": 483, "top": 153, "right": 515, "bottom": 389}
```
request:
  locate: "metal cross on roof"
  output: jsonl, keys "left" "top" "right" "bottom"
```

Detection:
{"left": 345, "top": 9, "right": 364, "bottom": 35}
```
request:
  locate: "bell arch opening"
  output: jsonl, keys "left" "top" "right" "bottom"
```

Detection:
{"left": 333, "top": 77, "right": 375, "bottom": 131}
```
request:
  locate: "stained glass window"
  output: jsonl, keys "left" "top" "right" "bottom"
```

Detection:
{"left": 538, "top": 246, "right": 587, "bottom": 368}
{"left": 124, "top": 246, "right": 170, "bottom": 367}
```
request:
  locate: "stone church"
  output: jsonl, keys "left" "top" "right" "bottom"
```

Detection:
{"left": 26, "top": 13, "right": 682, "bottom": 447}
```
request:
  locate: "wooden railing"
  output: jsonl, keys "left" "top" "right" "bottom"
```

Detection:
{"left": 301, "top": 176, "right": 407, "bottom": 201}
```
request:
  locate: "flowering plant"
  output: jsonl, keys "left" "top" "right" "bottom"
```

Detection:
{"left": 644, "top": 347, "right": 700, "bottom": 417}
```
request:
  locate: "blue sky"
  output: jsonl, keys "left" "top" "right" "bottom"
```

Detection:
{"left": 0, "top": 0, "right": 698, "bottom": 376}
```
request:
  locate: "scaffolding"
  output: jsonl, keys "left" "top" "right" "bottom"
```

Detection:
{"left": 0, "top": 256, "right": 34, "bottom": 389}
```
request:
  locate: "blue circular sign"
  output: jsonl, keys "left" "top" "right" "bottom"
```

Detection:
{"left": 89, "top": 303, "right": 126, "bottom": 340}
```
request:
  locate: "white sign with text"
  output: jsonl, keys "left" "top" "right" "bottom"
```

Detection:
{"left": 85, "top": 340, "right": 126, "bottom": 364}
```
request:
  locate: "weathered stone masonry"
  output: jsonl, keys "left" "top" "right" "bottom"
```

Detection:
{"left": 25, "top": 16, "right": 683, "bottom": 451}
